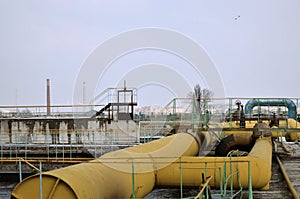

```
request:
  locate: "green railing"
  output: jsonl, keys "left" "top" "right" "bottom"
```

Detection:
{"left": 16, "top": 156, "right": 253, "bottom": 199}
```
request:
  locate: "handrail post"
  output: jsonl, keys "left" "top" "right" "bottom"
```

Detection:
{"left": 248, "top": 161, "right": 253, "bottom": 199}
{"left": 70, "top": 133, "right": 72, "bottom": 159}
{"left": 19, "top": 159, "right": 22, "bottom": 182}
{"left": 223, "top": 160, "right": 227, "bottom": 199}
{"left": 9, "top": 142, "right": 12, "bottom": 160}
{"left": 219, "top": 167, "right": 223, "bottom": 196}
{"left": 62, "top": 132, "right": 65, "bottom": 161}
{"left": 173, "top": 99, "right": 176, "bottom": 124}
{"left": 93, "top": 132, "right": 96, "bottom": 158}
{"left": 230, "top": 154, "right": 233, "bottom": 197}
{"left": 180, "top": 157, "right": 183, "bottom": 199}
{"left": 25, "top": 133, "right": 27, "bottom": 159}
{"left": 205, "top": 162, "right": 208, "bottom": 198}
{"left": 229, "top": 98, "right": 232, "bottom": 129}
{"left": 55, "top": 135, "right": 58, "bottom": 159}
{"left": 0, "top": 135, "right": 2, "bottom": 160}
{"left": 39, "top": 161, "right": 43, "bottom": 199}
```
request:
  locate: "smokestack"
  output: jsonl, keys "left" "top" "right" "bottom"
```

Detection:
{"left": 46, "top": 79, "right": 51, "bottom": 116}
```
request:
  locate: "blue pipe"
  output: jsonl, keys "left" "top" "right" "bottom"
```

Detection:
{"left": 244, "top": 99, "right": 297, "bottom": 119}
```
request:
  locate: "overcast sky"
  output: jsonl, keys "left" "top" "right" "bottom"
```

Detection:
{"left": 1, "top": 1, "right": 300, "bottom": 107}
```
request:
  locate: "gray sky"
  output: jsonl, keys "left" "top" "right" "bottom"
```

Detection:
{"left": 1, "top": 1, "right": 300, "bottom": 106}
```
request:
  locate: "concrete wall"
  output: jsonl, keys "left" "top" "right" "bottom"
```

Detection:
{"left": 0, "top": 119, "right": 138, "bottom": 145}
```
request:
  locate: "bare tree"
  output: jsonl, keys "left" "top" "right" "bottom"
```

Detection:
{"left": 188, "top": 84, "right": 213, "bottom": 114}
{"left": 21, "top": 109, "right": 33, "bottom": 117}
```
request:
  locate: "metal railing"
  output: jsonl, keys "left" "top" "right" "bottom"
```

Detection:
{"left": 0, "top": 130, "right": 138, "bottom": 161}
{"left": 12, "top": 155, "right": 254, "bottom": 198}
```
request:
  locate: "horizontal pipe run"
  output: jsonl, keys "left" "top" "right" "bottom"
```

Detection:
{"left": 244, "top": 99, "right": 297, "bottom": 119}
{"left": 11, "top": 134, "right": 273, "bottom": 198}
{"left": 11, "top": 133, "right": 199, "bottom": 199}
{"left": 156, "top": 137, "right": 272, "bottom": 190}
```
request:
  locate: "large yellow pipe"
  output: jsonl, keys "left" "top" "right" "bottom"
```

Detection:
{"left": 156, "top": 137, "right": 272, "bottom": 190}
{"left": 11, "top": 133, "right": 272, "bottom": 198}
{"left": 11, "top": 133, "right": 199, "bottom": 199}
{"left": 222, "top": 119, "right": 300, "bottom": 140}
{"left": 285, "top": 118, "right": 300, "bottom": 141}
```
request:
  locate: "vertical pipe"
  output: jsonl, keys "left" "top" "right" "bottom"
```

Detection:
{"left": 297, "top": 99, "right": 299, "bottom": 128}
{"left": 131, "top": 90, "right": 134, "bottom": 120}
{"left": 248, "top": 161, "right": 253, "bottom": 199}
{"left": 117, "top": 90, "right": 120, "bottom": 121}
{"left": 55, "top": 140, "right": 58, "bottom": 159}
{"left": 230, "top": 154, "right": 233, "bottom": 197}
{"left": 93, "top": 132, "right": 96, "bottom": 158}
{"left": 173, "top": 99, "right": 176, "bottom": 124}
{"left": 219, "top": 167, "right": 223, "bottom": 196}
{"left": 25, "top": 133, "right": 27, "bottom": 159}
{"left": 39, "top": 162, "right": 43, "bottom": 199}
{"left": 143, "top": 126, "right": 146, "bottom": 143}
{"left": 70, "top": 133, "right": 72, "bottom": 159}
{"left": 0, "top": 134, "right": 2, "bottom": 160}
{"left": 205, "top": 162, "right": 208, "bottom": 198}
{"left": 180, "top": 157, "right": 183, "bottom": 199}
{"left": 17, "top": 133, "right": 19, "bottom": 158}
{"left": 19, "top": 160, "right": 22, "bottom": 182}
{"left": 62, "top": 132, "right": 65, "bottom": 161}
{"left": 9, "top": 142, "right": 12, "bottom": 160}
{"left": 100, "top": 135, "right": 103, "bottom": 156}
{"left": 223, "top": 161, "right": 227, "bottom": 199}
{"left": 192, "top": 98, "right": 195, "bottom": 131}
{"left": 229, "top": 98, "right": 232, "bottom": 129}
{"left": 46, "top": 79, "right": 51, "bottom": 116}
{"left": 46, "top": 124, "right": 49, "bottom": 159}
{"left": 138, "top": 122, "right": 141, "bottom": 144}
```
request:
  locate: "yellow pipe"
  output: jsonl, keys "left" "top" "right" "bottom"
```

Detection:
{"left": 223, "top": 120, "right": 257, "bottom": 129}
{"left": 274, "top": 119, "right": 300, "bottom": 140}
{"left": 156, "top": 137, "right": 272, "bottom": 190}
{"left": 11, "top": 134, "right": 273, "bottom": 198}
{"left": 11, "top": 133, "right": 199, "bottom": 199}
{"left": 223, "top": 120, "right": 287, "bottom": 139}
{"left": 285, "top": 118, "right": 300, "bottom": 141}
{"left": 270, "top": 126, "right": 284, "bottom": 138}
